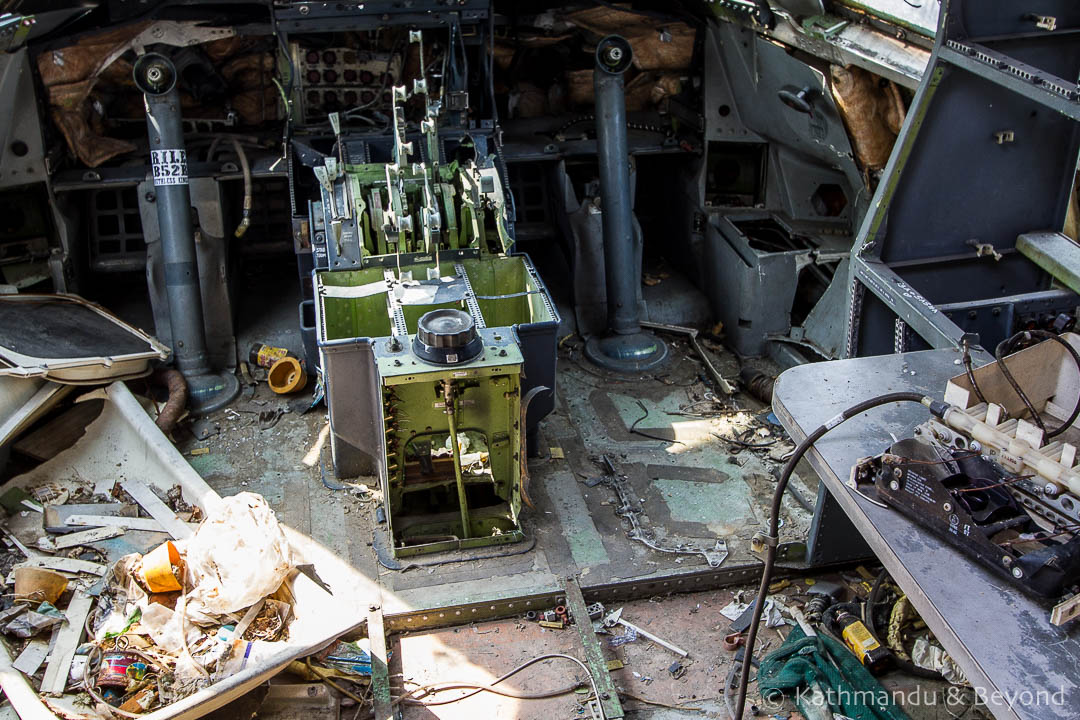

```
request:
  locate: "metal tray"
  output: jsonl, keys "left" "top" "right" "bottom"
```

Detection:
{"left": 0, "top": 293, "right": 169, "bottom": 383}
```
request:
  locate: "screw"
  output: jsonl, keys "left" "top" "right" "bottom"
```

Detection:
{"left": 601, "top": 692, "right": 611, "bottom": 700}
{"left": 889, "top": 480, "right": 900, "bottom": 491}
{"left": 1012, "top": 566, "right": 1024, "bottom": 579}
{"left": 893, "top": 467, "right": 902, "bottom": 478}
{"left": 299, "top": 4, "right": 310, "bottom": 13}
{"left": 943, "top": 502, "right": 952, "bottom": 512}
{"left": 144, "top": 191, "right": 156, "bottom": 203}
{"left": 369, "top": 603, "right": 380, "bottom": 612}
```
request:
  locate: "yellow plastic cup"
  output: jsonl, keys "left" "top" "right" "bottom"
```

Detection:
{"left": 141, "top": 540, "right": 183, "bottom": 593}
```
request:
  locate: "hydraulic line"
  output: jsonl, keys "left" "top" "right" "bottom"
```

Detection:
{"left": 731, "top": 391, "right": 949, "bottom": 720}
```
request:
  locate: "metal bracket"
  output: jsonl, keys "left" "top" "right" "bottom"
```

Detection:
{"left": 564, "top": 578, "right": 625, "bottom": 720}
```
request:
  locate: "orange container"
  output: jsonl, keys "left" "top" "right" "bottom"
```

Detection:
{"left": 141, "top": 541, "right": 183, "bottom": 593}
{"left": 14, "top": 567, "right": 68, "bottom": 604}
{"left": 267, "top": 356, "right": 307, "bottom": 394}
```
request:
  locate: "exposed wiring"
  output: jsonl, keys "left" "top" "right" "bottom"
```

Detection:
{"left": 711, "top": 431, "right": 777, "bottom": 449}
{"left": 621, "top": 691, "right": 701, "bottom": 711}
{"left": 344, "top": 31, "right": 404, "bottom": 114}
{"left": 950, "top": 474, "right": 1033, "bottom": 493}
{"left": 398, "top": 678, "right": 583, "bottom": 704}
{"left": 392, "top": 653, "right": 604, "bottom": 718}
{"left": 82, "top": 644, "right": 171, "bottom": 718}
{"left": 732, "top": 392, "right": 947, "bottom": 720}
{"left": 962, "top": 338, "right": 987, "bottom": 406}
{"left": 865, "top": 569, "right": 942, "bottom": 679}
{"left": 631, "top": 400, "right": 684, "bottom": 444}
{"left": 997, "top": 524, "right": 1080, "bottom": 547}
{"left": 891, "top": 451, "right": 981, "bottom": 466}
{"left": 994, "top": 330, "right": 1080, "bottom": 439}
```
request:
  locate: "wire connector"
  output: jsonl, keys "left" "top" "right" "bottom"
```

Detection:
{"left": 924, "top": 398, "right": 951, "bottom": 419}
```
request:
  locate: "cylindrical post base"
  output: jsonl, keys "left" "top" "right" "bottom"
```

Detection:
{"left": 585, "top": 332, "right": 668, "bottom": 373}
{"left": 587, "top": 35, "right": 668, "bottom": 373}
{"left": 136, "top": 53, "right": 238, "bottom": 413}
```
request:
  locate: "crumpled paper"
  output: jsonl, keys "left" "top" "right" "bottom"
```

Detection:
{"left": 183, "top": 492, "right": 294, "bottom": 616}
{"left": 138, "top": 603, "right": 204, "bottom": 655}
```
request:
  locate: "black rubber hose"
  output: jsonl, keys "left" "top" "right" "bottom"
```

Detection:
{"left": 995, "top": 330, "right": 1080, "bottom": 439}
{"left": 731, "top": 391, "right": 945, "bottom": 720}
{"left": 865, "top": 568, "right": 943, "bottom": 680}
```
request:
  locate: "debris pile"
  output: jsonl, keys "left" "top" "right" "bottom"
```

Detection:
{"left": 1, "top": 492, "right": 301, "bottom": 717}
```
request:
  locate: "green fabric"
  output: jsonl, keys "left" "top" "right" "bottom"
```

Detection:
{"left": 758, "top": 627, "right": 910, "bottom": 720}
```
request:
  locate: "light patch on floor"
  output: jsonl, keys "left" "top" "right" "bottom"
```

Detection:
{"left": 547, "top": 470, "right": 610, "bottom": 568}
{"left": 609, "top": 393, "right": 688, "bottom": 429}
{"left": 652, "top": 477, "right": 757, "bottom": 530}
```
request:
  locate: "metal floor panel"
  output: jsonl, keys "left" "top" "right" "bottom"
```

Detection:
{"left": 181, "top": 309, "right": 815, "bottom": 628}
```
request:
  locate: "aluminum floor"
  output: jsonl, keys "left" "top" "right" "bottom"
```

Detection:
{"left": 180, "top": 335, "right": 816, "bottom": 621}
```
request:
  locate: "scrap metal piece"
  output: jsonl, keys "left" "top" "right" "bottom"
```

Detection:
{"left": 600, "top": 455, "right": 729, "bottom": 567}
{"left": 640, "top": 321, "right": 734, "bottom": 394}
{"left": 602, "top": 607, "right": 689, "bottom": 658}
{"left": 564, "top": 578, "right": 624, "bottom": 719}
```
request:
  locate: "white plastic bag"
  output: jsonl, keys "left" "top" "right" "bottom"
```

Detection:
{"left": 182, "top": 493, "right": 293, "bottom": 616}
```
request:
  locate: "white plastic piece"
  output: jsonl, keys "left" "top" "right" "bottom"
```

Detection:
{"left": 183, "top": 493, "right": 294, "bottom": 616}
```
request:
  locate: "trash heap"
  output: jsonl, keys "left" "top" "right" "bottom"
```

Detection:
{"left": 2, "top": 492, "right": 298, "bottom": 717}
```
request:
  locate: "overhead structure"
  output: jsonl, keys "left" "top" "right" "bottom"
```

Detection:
{"left": 845, "top": 0, "right": 1080, "bottom": 358}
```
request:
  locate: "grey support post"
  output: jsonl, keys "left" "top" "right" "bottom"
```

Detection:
{"left": 584, "top": 35, "right": 668, "bottom": 373}
{"left": 134, "top": 53, "right": 238, "bottom": 412}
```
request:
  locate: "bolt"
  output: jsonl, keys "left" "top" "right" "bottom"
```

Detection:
{"left": 1012, "top": 566, "right": 1024, "bottom": 579}
{"left": 299, "top": 4, "right": 310, "bottom": 13}
{"left": 1002, "top": 555, "right": 1012, "bottom": 566}
{"left": 601, "top": 692, "right": 611, "bottom": 700}
{"left": 605, "top": 46, "right": 623, "bottom": 64}
{"left": 1045, "top": 483, "right": 1060, "bottom": 497}
{"left": 144, "top": 191, "right": 156, "bottom": 203}
{"left": 369, "top": 603, "right": 380, "bottom": 612}
{"left": 943, "top": 502, "right": 952, "bottom": 512}
{"left": 893, "top": 467, "right": 903, "bottom": 478}
{"left": 889, "top": 480, "right": 900, "bottom": 491}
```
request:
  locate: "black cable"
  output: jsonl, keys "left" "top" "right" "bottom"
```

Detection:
{"left": 995, "top": 330, "right": 1080, "bottom": 439}
{"left": 822, "top": 601, "right": 863, "bottom": 637}
{"left": 631, "top": 400, "right": 684, "bottom": 445}
{"left": 962, "top": 339, "right": 987, "bottom": 406}
{"left": 865, "top": 569, "right": 942, "bottom": 679}
{"left": 731, "top": 391, "right": 946, "bottom": 720}
{"left": 712, "top": 432, "right": 777, "bottom": 449}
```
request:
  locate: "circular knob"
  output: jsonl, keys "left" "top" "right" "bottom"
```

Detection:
{"left": 412, "top": 309, "right": 484, "bottom": 364}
